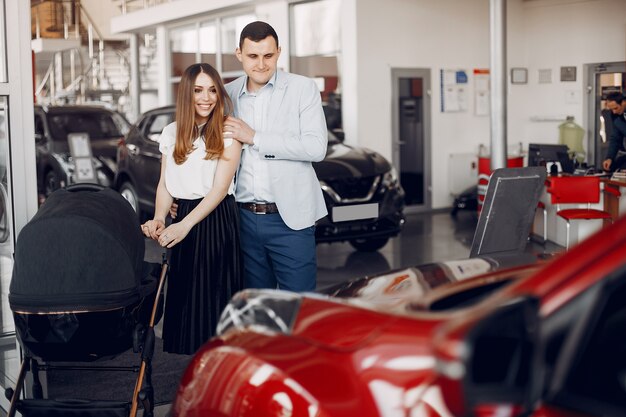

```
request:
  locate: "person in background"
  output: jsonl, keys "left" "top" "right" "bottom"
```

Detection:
{"left": 602, "top": 92, "right": 626, "bottom": 172}
{"left": 223, "top": 21, "right": 328, "bottom": 292}
{"left": 142, "top": 63, "right": 243, "bottom": 355}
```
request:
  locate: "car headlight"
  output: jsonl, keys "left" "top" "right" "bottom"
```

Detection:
{"left": 216, "top": 289, "right": 302, "bottom": 336}
{"left": 381, "top": 167, "right": 399, "bottom": 188}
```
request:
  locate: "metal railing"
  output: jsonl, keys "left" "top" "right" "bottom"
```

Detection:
{"left": 115, "top": 0, "right": 175, "bottom": 15}
{"left": 31, "top": 0, "right": 131, "bottom": 107}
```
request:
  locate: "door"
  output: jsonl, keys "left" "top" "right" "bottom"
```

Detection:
{"left": 584, "top": 62, "right": 626, "bottom": 168}
{"left": 392, "top": 69, "right": 431, "bottom": 211}
{"left": 542, "top": 272, "right": 626, "bottom": 417}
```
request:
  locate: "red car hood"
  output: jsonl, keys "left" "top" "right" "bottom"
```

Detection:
{"left": 217, "top": 258, "right": 541, "bottom": 352}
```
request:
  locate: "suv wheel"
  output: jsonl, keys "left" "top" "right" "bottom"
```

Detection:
{"left": 119, "top": 182, "right": 140, "bottom": 216}
{"left": 349, "top": 237, "right": 389, "bottom": 252}
{"left": 44, "top": 170, "right": 60, "bottom": 197}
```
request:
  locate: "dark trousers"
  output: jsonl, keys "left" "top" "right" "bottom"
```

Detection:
{"left": 238, "top": 208, "right": 316, "bottom": 292}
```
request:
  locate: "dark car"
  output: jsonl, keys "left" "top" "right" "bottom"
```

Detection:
{"left": 450, "top": 184, "right": 478, "bottom": 216}
{"left": 115, "top": 105, "right": 405, "bottom": 251}
{"left": 34, "top": 105, "right": 130, "bottom": 199}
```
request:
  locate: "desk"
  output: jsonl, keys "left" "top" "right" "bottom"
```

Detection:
{"left": 602, "top": 178, "right": 626, "bottom": 222}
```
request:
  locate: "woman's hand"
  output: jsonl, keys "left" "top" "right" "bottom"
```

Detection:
{"left": 141, "top": 219, "right": 165, "bottom": 240}
{"left": 158, "top": 221, "right": 192, "bottom": 248}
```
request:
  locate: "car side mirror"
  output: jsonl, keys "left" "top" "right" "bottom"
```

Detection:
{"left": 35, "top": 133, "right": 45, "bottom": 144}
{"left": 435, "top": 296, "right": 541, "bottom": 417}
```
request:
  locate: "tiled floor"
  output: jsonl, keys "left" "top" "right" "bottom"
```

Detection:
{"left": 151, "top": 209, "right": 480, "bottom": 415}
{"left": 2, "top": 208, "right": 560, "bottom": 416}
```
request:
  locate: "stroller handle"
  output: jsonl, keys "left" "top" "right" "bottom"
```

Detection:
{"left": 66, "top": 183, "right": 105, "bottom": 193}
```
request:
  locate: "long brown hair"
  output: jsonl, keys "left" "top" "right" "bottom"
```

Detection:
{"left": 173, "top": 63, "right": 233, "bottom": 164}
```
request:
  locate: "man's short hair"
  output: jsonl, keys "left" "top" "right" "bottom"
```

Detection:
{"left": 239, "top": 21, "right": 279, "bottom": 49}
{"left": 606, "top": 92, "right": 625, "bottom": 103}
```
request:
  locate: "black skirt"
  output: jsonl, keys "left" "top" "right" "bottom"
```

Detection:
{"left": 162, "top": 194, "right": 243, "bottom": 355}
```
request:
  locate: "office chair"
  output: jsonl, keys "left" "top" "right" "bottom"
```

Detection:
{"left": 546, "top": 176, "right": 612, "bottom": 250}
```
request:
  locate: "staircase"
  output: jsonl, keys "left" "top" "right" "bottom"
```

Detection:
{"left": 31, "top": 0, "right": 158, "bottom": 120}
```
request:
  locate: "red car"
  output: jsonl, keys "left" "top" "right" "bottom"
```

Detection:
{"left": 170, "top": 215, "right": 626, "bottom": 417}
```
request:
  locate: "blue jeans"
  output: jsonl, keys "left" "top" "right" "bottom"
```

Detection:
{"left": 238, "top": 208, "right": 316, "bottom": 292}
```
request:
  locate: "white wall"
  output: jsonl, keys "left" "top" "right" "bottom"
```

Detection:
{"left": 348, "top": 0, "right": 626, "bottom": 209}
{"left": 352, "top": 0, "right": 491, "bottom": 208}
{"left": 509, "top": 0, "right": 626, "bottom": 147}
{"left": 255, "top": 1, "right": 290, "bottom": 72}
{"left": 110, "top": 0, "right": 626, "bottom": 209}
{"left": 82, "top": 0, "right": 128, "bottom": 41}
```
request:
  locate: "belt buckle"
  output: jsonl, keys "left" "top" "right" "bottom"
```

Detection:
{"left": 252, "top": 203, "right": 266, "bottom": 215}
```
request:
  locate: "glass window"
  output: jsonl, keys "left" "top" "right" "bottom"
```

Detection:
{"left": 0, "top": 97, "right": 16, "bottom": 401}
{"left": 221, "top": 14, "right": 256, "bottom": 73}
{"left": 170, "top": 24, "right": 198, "bottom": 78}
{"left": 199, "top": 21, "right": 217, "bottom": 68}
{"left": 553, "top": 278, "right": 626, "bottom": 415}
{"left": 47, "top": 111, "right": 128, "bottom": 141}
{"left": 147, "top": 113, "right": 174, "bottom": 142}
{"left": 291, "top": 0, "right": 340, "bottom": 57}
{"left": 290, "top": 0, "right": 341, "bottom": 128}
{"left": 168, "top": 13, "right": 256, "bottom": 103}
{"left": 0, "top": 97, "right": 14, "bottom": 337}
{"left": 0, "top": 0, "right": 6, "bottom": 82}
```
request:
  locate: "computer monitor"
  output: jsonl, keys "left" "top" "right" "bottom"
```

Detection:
{"left": 527, "top": 143, "right": 575, "bottom": 173}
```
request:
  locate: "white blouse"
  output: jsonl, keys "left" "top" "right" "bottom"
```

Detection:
{"left": 158, "top": 122, "right": 235, "bottom": 200}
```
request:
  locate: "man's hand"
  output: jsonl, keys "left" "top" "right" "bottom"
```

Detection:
{"left": 170, "top": 201, "right": 178, "bottom": 219}
{"left": 603, "top": 158, "right": 612, "bottom": 171}
{"left": 225, "top": 116, "right": 255, "bottom": 145}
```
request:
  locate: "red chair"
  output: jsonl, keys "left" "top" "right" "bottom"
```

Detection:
{"left": 546, "top": 176, "right": 612, "bottom": 250}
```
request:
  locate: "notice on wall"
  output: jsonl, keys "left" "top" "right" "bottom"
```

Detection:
{"left": 474, "top": 69, "right": 490, "bottom": 116}
{"left": 440, "top": 69, "right": 468, "bottom": 112}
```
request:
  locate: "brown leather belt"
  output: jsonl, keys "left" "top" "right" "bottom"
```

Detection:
{"left": 238, "top": 202, "right": 279, "bottom": 214}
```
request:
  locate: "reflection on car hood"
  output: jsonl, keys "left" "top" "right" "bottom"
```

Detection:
{"left": 313, "top": 142, "right": 391, "bottom": 180}
{"left": 289, "top": 257, "right": 539, "bottom": 350}
{"left": 321, "top": 258, "right": 495, "bottom": 311}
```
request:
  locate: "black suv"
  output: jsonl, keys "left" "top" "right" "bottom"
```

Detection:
{"left": 116, "top": 106, "right": 405, "bottom": 252}
{"left": 34, "top": 105, "right": 130, "bottom": 199}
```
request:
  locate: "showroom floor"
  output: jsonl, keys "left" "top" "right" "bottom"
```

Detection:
{"left": 146, "top": 208, "right": 562, "bottom": 416}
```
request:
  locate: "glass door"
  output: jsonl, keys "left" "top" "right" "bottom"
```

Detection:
{"left": 585, "top": 62, "right": 626, "bottom": 168}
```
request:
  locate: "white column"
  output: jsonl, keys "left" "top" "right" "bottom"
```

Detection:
{"left": 489, "top": 0, "right": 507, "bottom": 170}
{"left": 156, "top": 25, "right": 171, "bottom": 106}
{"left": 129, "top": 33, "right": 141, "bottom": 120}
{"left": 340, "top": 0, "right": 357, "bottom": 147}
{"left": 5, "top": 0, "right": 38, "bottom": 233}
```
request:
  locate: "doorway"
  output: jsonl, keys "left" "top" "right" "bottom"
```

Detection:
{"left": 392, "top": 68, "right": 431, "bottom": 212}
{"left": 584, "top": 61, "right": 626, "bottom": 168}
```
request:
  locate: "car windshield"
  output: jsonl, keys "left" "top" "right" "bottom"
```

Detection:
{"left": 48, "top": 111, "right": 129, "bottom": 141}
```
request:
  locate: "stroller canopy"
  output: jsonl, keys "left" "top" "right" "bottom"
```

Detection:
{"left": 10, "top": 187, "right": 145, "bottom": 313}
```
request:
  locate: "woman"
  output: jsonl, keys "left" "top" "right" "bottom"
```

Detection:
{"left": 142, "top": 63, "right": 243, "bottom": 355}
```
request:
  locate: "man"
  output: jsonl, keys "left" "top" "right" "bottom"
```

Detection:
{"left": 223, "top": 21, "right": 328, "bottom": 292}
{"left": 602, "top": 92, "right": 626, "bottom": 172}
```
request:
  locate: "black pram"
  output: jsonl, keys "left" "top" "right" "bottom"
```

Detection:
{"left": 7, "top": 184, "right": 167, "bottom": 417}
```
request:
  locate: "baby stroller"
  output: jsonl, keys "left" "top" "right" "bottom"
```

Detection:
{"left": 6, "top": 184, "right": 167, "bottom": 417}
